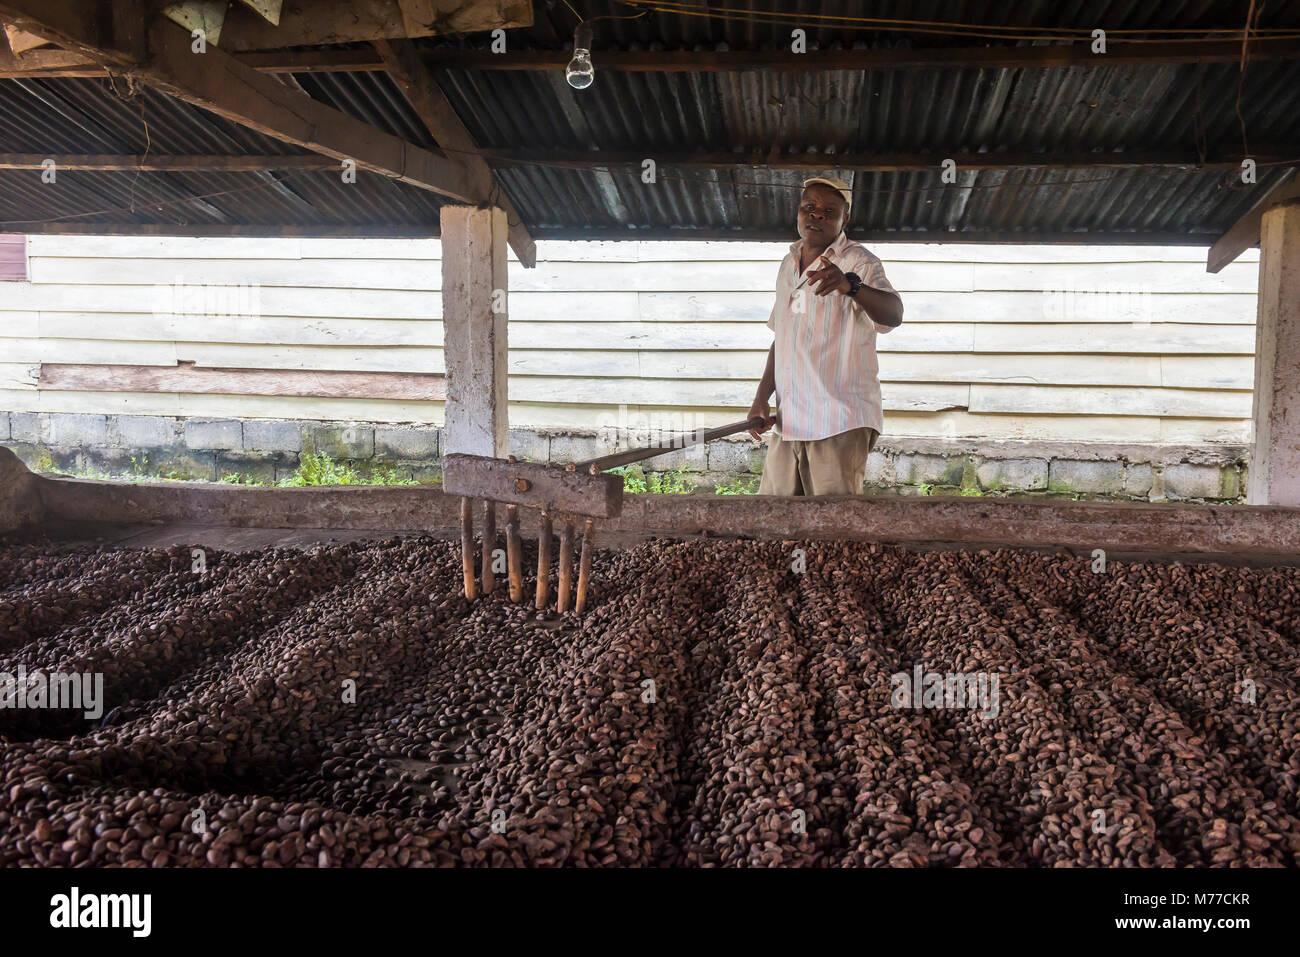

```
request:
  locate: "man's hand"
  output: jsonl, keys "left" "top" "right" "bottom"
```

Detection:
{"left": 748, "top": 397, "right": 775, "bottom": 440}
{"left": 806, "top": 255, "right": 851, "bottom": 296}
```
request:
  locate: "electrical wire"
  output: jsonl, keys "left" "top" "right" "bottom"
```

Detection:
{"left": 614, "top": 1, "right": 1300, "bottom": 42}
{"left": 0, "top": 168, "right": 324, "bottom": 229}
{"left": 102, "top": 71, "right": 152, "bottom": 214}
{"left": 560, "top": 0, "right": 648, "bottom": 28}
{"left": 1236, "top": 0, "right": 1264, "bottom": 165}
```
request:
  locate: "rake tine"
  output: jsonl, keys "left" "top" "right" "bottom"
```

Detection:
{"left": 460, "top": 497, "right": 477, "bottom": 601}
{"left": 480, "top": 500, "right": 497, "bottom": 596}
{"left": 557, "top": 518, "right": 575, "bottom": 613}
{"left": 576, "top": 518, "right": 595, "bottom": 614}
{"left": 506, "top": 504, "right": 523, "bottom": 602}
{"left": 535, "top": 510, "right": 553, "bottom": 611}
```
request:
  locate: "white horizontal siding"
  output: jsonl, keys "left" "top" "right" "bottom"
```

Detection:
{"left": 0, "top": 235, "right": 1260, "bottom": 443}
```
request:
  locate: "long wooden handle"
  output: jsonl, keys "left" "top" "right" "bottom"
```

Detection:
{"left": 574, "top": 416, "right": 765, "bottom": 474}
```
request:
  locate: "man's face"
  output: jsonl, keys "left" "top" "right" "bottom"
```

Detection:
{"left": 797, "top": 185, "right": 849, "bottom": 244}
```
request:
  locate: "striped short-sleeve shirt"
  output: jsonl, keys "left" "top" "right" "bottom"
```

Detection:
{"left": 766, "top": 232, "right": 900, "bottom": 442}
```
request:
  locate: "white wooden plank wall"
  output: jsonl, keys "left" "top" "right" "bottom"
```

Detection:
{"left": 0, "top": 236, "right": 1260, "bottom": 443}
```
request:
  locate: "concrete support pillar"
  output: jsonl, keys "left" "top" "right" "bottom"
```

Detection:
{"left": 440, "top": 204, "right": 509, "bottom": 457}
{"left": 1248, "top": 202, "right": 1300, "bottom": 505}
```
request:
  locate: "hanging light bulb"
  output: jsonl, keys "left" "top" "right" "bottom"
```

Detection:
{"left": 565, "top": 22, "right": 595, "bottom": 89}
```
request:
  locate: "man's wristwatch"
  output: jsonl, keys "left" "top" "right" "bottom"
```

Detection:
{"left": 843, "top": 272, "right": 863, "bottom": 296}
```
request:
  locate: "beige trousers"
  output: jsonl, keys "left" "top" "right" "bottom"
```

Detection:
{"left": 757, "top": 427, "right": 879, "bottom": 496}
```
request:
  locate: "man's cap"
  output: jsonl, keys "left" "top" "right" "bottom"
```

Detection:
{"left": 802, "top": 176, "right": 852, "bottom": 210}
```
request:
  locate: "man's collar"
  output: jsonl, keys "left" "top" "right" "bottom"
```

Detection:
{"left": 790, "top": 229, "right": 851, "bottom": 259}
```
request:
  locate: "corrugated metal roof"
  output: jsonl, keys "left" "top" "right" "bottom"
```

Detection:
{"left": 1, "top": 1, "right": 1298, "bottom": 241}
{"left": 0, "top": 75, "right": 448, "bottom": 232}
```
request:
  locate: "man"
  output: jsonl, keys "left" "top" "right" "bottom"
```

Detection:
{"left": 749, "top": 176, "right": 904, "bottom": 496}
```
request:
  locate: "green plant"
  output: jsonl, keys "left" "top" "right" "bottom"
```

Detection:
{"left": 960, "top": 486, "right": 982, "bottom": 497}
{"left": 274, "top": 454, "right": 418, "bottom": 487}
{"left": 607, "top": 464, "right": 647, "bottom": 494}
{"left": 43, "top": 449, "right": 423, "bottom": 488}
{"left": 648, "top": 466, "right": 692, "bottom": 494}
{"left": 278, "top": 451, "right": 361, "bottom": 487}
{"left": 917, "top": 483, "right": 932, "bottom": 496}
{"left": 714, "top": 476, "right": 760, "bottom": 495}
{"left": 219, "top": 472, "right": 266, "bottom": 486}
{"left": 31, "top": 448, "right": 55, "bottom": 473}
{"left": 366, "top": 465, "right": 418, "bottom": 486}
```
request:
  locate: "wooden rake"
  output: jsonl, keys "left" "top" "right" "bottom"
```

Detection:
{"left": 442, "top": 417, "right": 764, "bottom": 614}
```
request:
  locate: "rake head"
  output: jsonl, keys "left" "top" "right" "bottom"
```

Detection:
{"left": 441, "top": 417, "right": 763, "bottom": 613}
{"left": 442, "top": 453, "right": 623, "bottom": 614}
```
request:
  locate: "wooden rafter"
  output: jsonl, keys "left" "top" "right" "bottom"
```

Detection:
{"left": 373, "top": 36, "right": 535, "bottom": 266}
{"left": 3, "top": 21, "right": 50, "bottom": 53}
{"left": 477, "top": 148, "right": 1300, "bottom": 173}
{"left": 0, "top": 153, "right": 340, "bottom": 170}
{"left": 1207, "top": 170, "right": 1300, "bottom": 272}
{"left": 218, "top": 0, "right": 530, "bottom": 51}
{"left": 0, "top": 2, "right": 479, "bottom": 204}
{"left": 7, "top": 220, "right": 1228, "bottom": 245}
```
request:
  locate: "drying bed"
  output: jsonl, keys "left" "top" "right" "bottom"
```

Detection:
{"left": 1, "top": 536, "right": 1297, "bottom": 867}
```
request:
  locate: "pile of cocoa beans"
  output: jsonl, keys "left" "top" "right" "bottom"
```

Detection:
{"left": 0, "top": 536, "right": 1296, "bottom": 867}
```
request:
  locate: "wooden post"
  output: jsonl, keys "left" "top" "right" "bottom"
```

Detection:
{"left": 1248, "top": 202, "right": 1300, "bottom": 505}
{"left": 440, "top": 204, "right": 508, "bottom": 459}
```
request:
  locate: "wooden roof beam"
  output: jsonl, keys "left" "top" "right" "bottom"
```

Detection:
{"left": 0, "top": 1, "right": 147, "bottom": 66}
{"left": 6, "top": 221, "right": 1228, "bottom": 245}
{"left": 374, "top": 36, "right": 535, "bottom": 267}
{"left": 217, "top": 0, "right": 531, "bottom": 52}
{"left": 478, "top": 148, "right": 1300, "bottom": 173}
{"left": 3, "top": 21, "right": 52, "bottom": 53}
{"left": 0, "top": 2, "right": 479, "bottom": 203}
{"left": 1208, "top": 170, "right": 1300, "bottom": 273}
{"left": 0, "top": 153, "right": 340, "bottom": 170}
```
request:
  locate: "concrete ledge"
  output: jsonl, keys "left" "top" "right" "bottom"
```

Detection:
{"left": 870, "top": 436, "right": 1249, "bottom": 465}
{"left": 23, "top": 467, "right": 1300, "bottom": 566}
{"left": 613, "top": 495, "right": 1300, "bottom": 564}
{"left": 2, "top": 413, "right": 1254, "bottom": 503}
